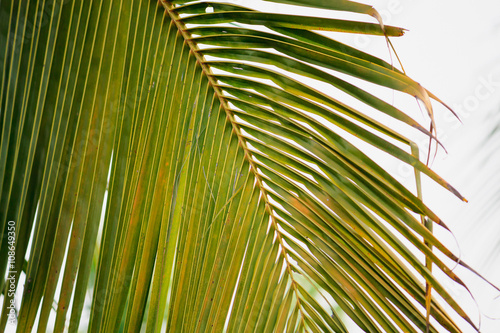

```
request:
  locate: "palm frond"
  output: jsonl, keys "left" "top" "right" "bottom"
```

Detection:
{"left": 0, "top": 0, "right": 488, "bottom": 332}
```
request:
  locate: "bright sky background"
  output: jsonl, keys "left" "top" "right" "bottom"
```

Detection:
{"left": 227, "top": 0, "right": 500, "bottom": 330}
{"left": 349, "top": 1, "right": 500, "bottom": 332}
{"left": 244, "top": 0, "right": 500, "bottom": 331}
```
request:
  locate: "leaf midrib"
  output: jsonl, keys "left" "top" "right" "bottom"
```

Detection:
{"left": 161, "top": 0, "right": 308, "bottom": 327}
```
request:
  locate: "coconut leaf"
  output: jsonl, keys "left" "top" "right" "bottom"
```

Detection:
{"left": 0, "top": 0, "right": 488, "bottom": 332}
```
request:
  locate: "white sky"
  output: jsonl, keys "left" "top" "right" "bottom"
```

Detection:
{"left": 352, "top": 1, "right": 500, "bottom": 332}
{"left": 243, "top": 0, "right": 500, "bottom": 331}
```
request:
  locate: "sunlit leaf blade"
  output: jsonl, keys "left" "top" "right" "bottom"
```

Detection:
{"left": 0, "top": 1, "right": 489, "bottom": 332}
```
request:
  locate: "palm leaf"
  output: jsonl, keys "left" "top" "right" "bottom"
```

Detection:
{"left": 0, "top": 0, "right": 489, "bottom": 332}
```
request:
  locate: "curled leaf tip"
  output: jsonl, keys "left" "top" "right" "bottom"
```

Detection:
{"left": 436, "top": 218, "right": 451, "bottom": 231}
{"left": 394, "top": 28, "right": 408, "bottom": 37}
